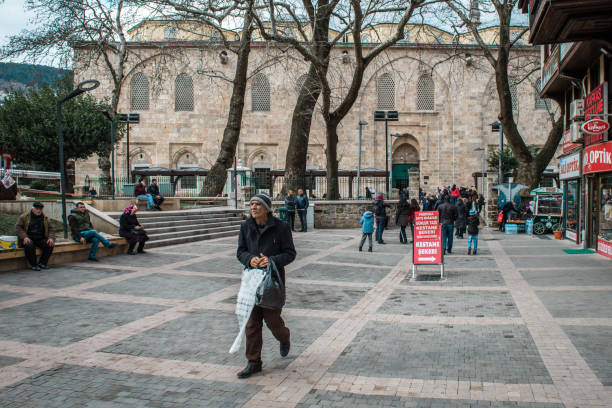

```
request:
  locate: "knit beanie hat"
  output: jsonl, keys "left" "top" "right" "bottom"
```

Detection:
{"left": 250, "top": 193, "right": 272, "bottom": 213}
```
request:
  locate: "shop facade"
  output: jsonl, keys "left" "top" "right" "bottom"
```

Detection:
{"left": 583, "top": 140, "right": 612, "bottom": 259}
{"left": 559, "top": 147, "right": 582, "bottom": 244}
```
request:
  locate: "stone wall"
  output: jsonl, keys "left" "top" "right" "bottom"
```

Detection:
{"left": 312, "top": 200, "right": 398, "bottom": 229}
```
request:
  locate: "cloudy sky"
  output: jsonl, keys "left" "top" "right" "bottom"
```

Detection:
{"left": 0, "top": 0, "right": 34, "bottom": 48}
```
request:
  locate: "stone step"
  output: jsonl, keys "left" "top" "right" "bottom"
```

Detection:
{"left": 147, "top": 225, "right": 240, "bottom": 242}
{"left": 145, "top": 230, "right": 239, "bottom": 248}
{"left": 109, "top": 211, "right": 242, "bottom": 221}
{"left": 138, "top": 216, "right": 243, "bottom": 229}
{"left": 144, "top": 220, "right": 242, "bottom": 234}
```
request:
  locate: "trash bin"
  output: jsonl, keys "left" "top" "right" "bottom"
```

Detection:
{"left": 525, "top": 219, "right": 533, "bottom": 235}
{"left": 278, "top": 206, "right": 288, "bottom": 222}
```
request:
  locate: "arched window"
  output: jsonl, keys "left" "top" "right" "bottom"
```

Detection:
{"left": 416, "top": 73, "right": 435, "bottom": 111}
{"left": 164, "top": 26, "right": 177, "bottom": 40}
{"left": 377, "top": 73, "right": 395, "bottom": 109}
{"left": 175, "top": 73, "right": 194, "bottom": 111}
{"left": 295, "top": 74, "right": 308, "bottom": 94}
{"left": 534, "top": 78, "right": 550, "bottom": 110}
{"left": 509, "top": 79, "right": 519, "bottom": 112}
{"left": 361, "top": 33, "right": 370, "bottom": 43}
{"left": 130, "top": 73, "right": 149, "bottom": 111}
{"left": 252, "top": 73, "right": 270, "bottom": 111}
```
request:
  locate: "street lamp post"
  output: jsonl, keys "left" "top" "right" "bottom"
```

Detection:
{"left": 473, "top": 147, "right": 485, "bottom": 196}
{"left": 357, "top": 120, "right": 368, "bottom": 198}
{"left": 118, "top": 113, "right": 140, "bottom": 183}
{"left": 390, "top": 133, "right": 403, "bottom": 198}
{"left": 374, "top": 110, "right": 398, "bottom": 198}
{"left": 101, "top": 111, "right": 116, "bottom": 200}
{"left": 490, "top": 121, "right": 503, "bottom": 184}
{"left": 57, "top": 79, "right": 100, "bottom": 238}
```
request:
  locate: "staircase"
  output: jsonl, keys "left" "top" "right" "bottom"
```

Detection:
{"left": 108, "top": 208, "right": 245, "bottom": 248}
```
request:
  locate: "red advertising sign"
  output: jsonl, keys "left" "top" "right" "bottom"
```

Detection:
{"left": 582, "top": 141, "right": 612, "bottom": 174}
{"left": 597, "top": 239, "right": 612, "bottom": 260}
{"left": 584, "top": 82, "right": 608, "bottom": 146}
{"left": 561, "top": 130, "right": 581, "bottom": 153}
{"left": 581, "top": 118, "right": 610, "bottom": 135}
{"left": 413, "top": 211, "right": 442, "bottom": 265}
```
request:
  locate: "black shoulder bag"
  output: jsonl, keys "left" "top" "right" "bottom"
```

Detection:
{"left": 255, "top": 259, "right": 285, "bottom": 309}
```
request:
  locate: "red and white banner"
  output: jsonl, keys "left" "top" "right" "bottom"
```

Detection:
{"left": 597, "top": 239, "right": 612, "bottom": 260}
{"left": 583, "top": 141, "right": 612, "bottom": 175}
{"left": 413, "top": 211, "right": 442, "bottom": 265}
{"left": 562, "top": 130, "right": 581, "bottom": 153}
{"left": 584, "top": 82, "right": 608, "bottom": 146}
{"left": 565, "top": 230, "right": 577, "bottom": 241}
{"left": 559, "top": 152, "right": 581, "bottom": 180}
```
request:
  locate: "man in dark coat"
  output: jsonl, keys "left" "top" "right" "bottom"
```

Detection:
{"left": 236, "top": 193, "right": 296, "bottom": 379}
{"left": 68, "top": 202, "right": 116, "bottom": 261}
{"left": 500, "top": 201, "right": 517, "bottom": 231}
{"left": 284, "top": 189, "right": 297, "bottom": 232}
{"left": 15, "top": 202, "right": 55, "bottom": 270}
{"left": 438, "top": 195, "right": 458, "bottom": 254}
{"left": 454, "top": 198, "right": 467, "bottom": 238}
{"left": 296, "top": 188, "right": 309, "bottom": 232}
{"left": 146, "top": 179, "right": 164, "bottom": 210}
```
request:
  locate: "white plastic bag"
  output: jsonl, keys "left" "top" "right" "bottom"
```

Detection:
{"left": 229, "top": 267, "right": 266, "bottom": 353}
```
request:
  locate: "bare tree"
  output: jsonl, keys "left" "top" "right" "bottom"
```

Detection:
{"left": 1, "top": 0, "right": 176, "bottom": 190}
{"left": 440, "top": 0, "right": 563, "bottom": 190}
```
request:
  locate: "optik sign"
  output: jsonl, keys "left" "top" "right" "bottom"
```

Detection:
{"left": 583, "top": 141, "right": 612, "bottom": 175}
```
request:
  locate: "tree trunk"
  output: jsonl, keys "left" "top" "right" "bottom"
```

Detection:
{"left": 200, "top": 9, "right": 253, "bottom": 196}
{"left": 325, "top": 122, "right": 340, "bottom": 199}
{"left": 97, "top": 155, "right": 112, "bottom": 196}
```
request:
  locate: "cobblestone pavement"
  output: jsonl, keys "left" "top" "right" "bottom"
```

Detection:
{"left": 0, "top": 227, "right": 611, "bottom": 407}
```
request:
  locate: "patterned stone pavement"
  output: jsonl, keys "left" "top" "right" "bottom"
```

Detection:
{"left": 0, "top": 227, "right": 611, "bottom": 407}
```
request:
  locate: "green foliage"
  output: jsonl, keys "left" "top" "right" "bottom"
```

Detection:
{"left": 0, "top": 62, "right": 70, "bottom": 89}
{"left": 487, "top": 146, "right": 520, "bottom": 176}
{"left": 0, "top": 74, "right": 121, "bottom": 171}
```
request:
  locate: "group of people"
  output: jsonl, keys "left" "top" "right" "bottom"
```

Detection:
{"left": 283, "top": 189, "right": 309, "bottom": 232}
{"left": 16, "top": 200, "right": 150, "bottom": 270}
{"left": 134, "top": 178, "right": 165, "bottom": 211}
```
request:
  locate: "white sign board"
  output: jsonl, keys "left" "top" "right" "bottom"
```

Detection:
{"left": 559, "top": 153, "right": 581, "bottom": 180}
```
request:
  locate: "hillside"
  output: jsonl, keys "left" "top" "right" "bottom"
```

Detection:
{"left": 0, "top": 62, "right": 71, "bottom": 91}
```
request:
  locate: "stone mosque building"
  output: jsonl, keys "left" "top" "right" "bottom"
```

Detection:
{"left": 73, "top": 17, "right": 556, "bottom": 197}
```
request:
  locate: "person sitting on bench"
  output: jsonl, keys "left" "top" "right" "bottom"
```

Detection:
{"left": 146, "top": 179, "right": 164, "bottom": 211}
{"left": 68, "top": 202, "right": 116, "bottom": 261}
{"left": 134, "top": 178, "right": 154, "bottom": 210}
{"left": 15, "top": 201, "right": 55, "bottom": 271}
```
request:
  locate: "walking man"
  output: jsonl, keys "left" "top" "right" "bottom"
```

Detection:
{"left": 296, "top": 188, "right": 309, "bottom": 232}
{"left": 236, "top": 194, "right": 296, "bottom": 378}
{"left": 284, "top": 189, "right": 297, "bottom": 232}
{"left": 373, "top": 193, "right": 390, "bottom": 244}
{"left": 438, "top": 195, "right": 458, "bottom": 254}
{"left": 68, "top": 202, "right": 116, "bottom": 261}
{"left": 15, "top": 202, "right": 55, "bottom": 271}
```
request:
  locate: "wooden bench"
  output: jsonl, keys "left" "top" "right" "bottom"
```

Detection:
{"left": 136, "top": 198, "right": 179, "bottom": 211}
{"left": 0, "top": 237, "right": 127, "bottom": 272}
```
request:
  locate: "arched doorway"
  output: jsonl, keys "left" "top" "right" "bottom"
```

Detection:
{"left": 392, "top": 142, "right": 419, "bottom": 192}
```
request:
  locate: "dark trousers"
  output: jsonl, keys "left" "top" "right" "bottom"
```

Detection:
{"left": 23, "top": 238, "right": 53, "bottom": 267}
{"left": 375, "top": 218, "right": 386, "bottom": 243}
{"left": 127, "top": 241, "right": 146, "bottom": 253}
{"left": 298, "top": 209, "right": 307, "bottom": 232}
{"left": 359, "top": 232, "right": 373, "bottom": 249}
{"left": 442, "top": 224, "right": 454, "bottom": 252}
{"left": 399, "top": 226, "right": 407, "bottom": 243}
{"left": 246, "top": 306, "right": 290, "bottom": 364}
{"left": 153, "top": 195, "right": 164, "bottom": 208}
{"left": 287, "top": 211, "right": 296, "bottom": 231}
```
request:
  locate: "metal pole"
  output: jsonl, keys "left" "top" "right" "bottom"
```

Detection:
{"left": 357, "top": 123, "right": 363, "bottom": 198}
{"left": 57, "top": 102, "right": 68, "bottom": 239}
{"left": 234, "top": 156, "right": 238, "bottom": 209}
{"left": 384, "top": 120, "right": 389, "bottom": 198}
{"left": 498, "top": 126, "right": 503, "bottom": 185}
{"left": 388, "top": 130, "right": 393, "bottom": 199}
{"left": 481, "top": 150, "right": 485, "bottom": 196}
{"left": 111, "top": 119, "right": 115, "bottom": 200}
{"left": 126, "top": 122, "right": 130, "bottom": 183}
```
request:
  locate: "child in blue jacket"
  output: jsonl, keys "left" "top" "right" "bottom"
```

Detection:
{"left": 359, "top": 211, "right": 374, "bottom": 252}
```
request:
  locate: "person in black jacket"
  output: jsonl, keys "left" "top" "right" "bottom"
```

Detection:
{"left": 119, "top": 204, "right": 149, "bottom": 254}
{"left": 466, "top": 209, "right": 480, "bottom": 255}
{"left": 236, "top": 193, "right": 296, "bottom": 379}
{"left": 284, "top": 189, "right": 297, "bottom": 232}
{"left": 437, "top": 195, "right": 458, "bottom": 254}
{"left": 146, "top": 179, "right": 164, "bottom": 211}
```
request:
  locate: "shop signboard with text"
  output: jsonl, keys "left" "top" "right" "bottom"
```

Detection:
{"left": 413, "top": 211, "right": 442, "bottom": 265}
{"left": 562, "top": 130, "right": 581, "bottom": 153}
{"left": 584, "top": 82, "right": 608, "bottom": 146}
{"left": 583, "top": 141, "right": 612, "bottom": 175}
{"left": 598, "top": 240, "right": 612, "bottom": 260}
{"left": 559, "top": 152, "right": 581, "bottom": 180}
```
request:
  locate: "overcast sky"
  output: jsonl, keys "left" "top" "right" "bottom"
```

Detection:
{"left": 0, "top": 0, "right": 34, "bottom": 49}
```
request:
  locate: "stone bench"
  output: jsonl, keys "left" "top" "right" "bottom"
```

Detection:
{"left": 0, "top": 237, "right": 128, "bottom": 272}
{"left": 136, "top": 198, "right": 179, "bottom": 211}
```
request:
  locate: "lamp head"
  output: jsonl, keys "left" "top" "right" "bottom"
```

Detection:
{"left": 359, "top": 120, "right": 368, "bottom": 126}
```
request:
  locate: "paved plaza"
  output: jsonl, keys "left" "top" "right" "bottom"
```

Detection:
{"left": 0, "top": 227, "right": 611, "bottom": 407}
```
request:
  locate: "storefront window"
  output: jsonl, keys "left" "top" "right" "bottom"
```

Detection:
{"left": 538, "top": 195, "right": 562, "bottom": 215}
{"left": 600, "top": 175, "right": 612, "bottom": 243}
{"left": 566, "top": 180, "right": 579, "bottom": 233}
